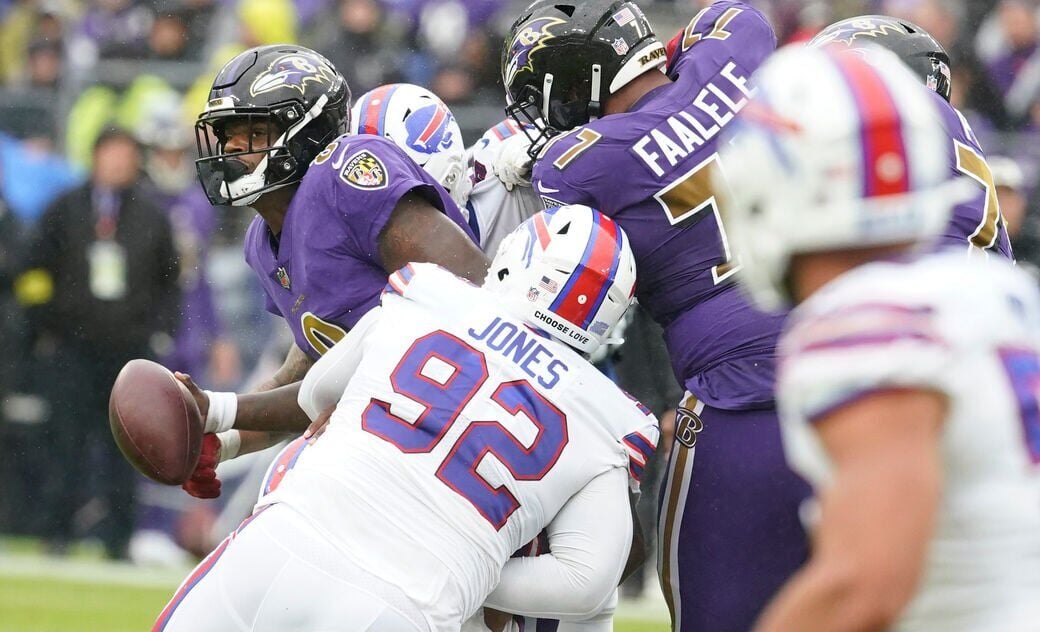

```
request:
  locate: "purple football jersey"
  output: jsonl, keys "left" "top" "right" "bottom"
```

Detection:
{"left": 245, "top": 135, "right": 476, "bottom": 360}
{"left": 533, "top": 1, "right": 780, "bottom": 409}
{"left": 933, "top": 92, "right": 1014, "bottom": 258}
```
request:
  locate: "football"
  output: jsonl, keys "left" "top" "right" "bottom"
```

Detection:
{"left": 108, "top": 359, "right": 203, "bottom": 485}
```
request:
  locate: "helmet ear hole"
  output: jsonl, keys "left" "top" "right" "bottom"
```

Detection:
{"left": 557, "top": 221, "right": 570, "bottom": 235}
{"left": 497, "top": 267, "right": 510, "bottom": 282}
{"left": 555, "top": 4, "right": 575, "bottom": 17}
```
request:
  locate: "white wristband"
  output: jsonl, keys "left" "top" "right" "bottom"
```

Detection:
{"left": 204, "top": 390, "right": 238, "bottom": 434}
{"left": 217, "top": 430, "right": 241, "bottom": 462}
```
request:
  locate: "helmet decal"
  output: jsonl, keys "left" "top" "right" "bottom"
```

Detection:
{"left": 404, "top": 102, "right": 455, "bottom": 154}
{"left": 250, "top": 53, "right": 336, "bottom": 97}
{"left": 811, "top": 16, "right": 906, "bottom": 48}
{"left": 504, "top": 16, "right": 566, "bottom": 87}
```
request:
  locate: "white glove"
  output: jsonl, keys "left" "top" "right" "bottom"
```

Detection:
{"left": 492, "top": 133, "right": 534, "bottom": 191}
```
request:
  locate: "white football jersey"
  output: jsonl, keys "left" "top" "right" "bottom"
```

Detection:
{"left": 778, "top": 250, "right": 1040, "bottom": 631}
{"left": 260, "top": 263, "right": 658, "bottom": 630}
{"left": 466, "top": 120, "right": 542, "bottom": 255}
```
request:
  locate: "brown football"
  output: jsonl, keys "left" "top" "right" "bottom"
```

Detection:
{"left": 109, "top": 359, "right": 203, "bottom": 485}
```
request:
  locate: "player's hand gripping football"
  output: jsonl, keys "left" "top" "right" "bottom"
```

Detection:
{"left": 174, "top": 372, "right": 223, "bottom": 498}
{"left": 491, "top": 133, "right": 533, "bottom": 191}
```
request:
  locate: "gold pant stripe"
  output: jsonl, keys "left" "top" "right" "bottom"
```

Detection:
{"left": 658, "top": 393, "right": 701, "bottom": 630}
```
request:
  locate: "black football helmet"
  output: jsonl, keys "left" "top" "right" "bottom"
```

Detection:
{"left": 502, "top": 0, "right": 666, "bottom": 156}
{"left": 809, "top": 15, "right": 952, "bottom": 102}
{"left": 195, "top": 45, "right": 350, "bottom": 206}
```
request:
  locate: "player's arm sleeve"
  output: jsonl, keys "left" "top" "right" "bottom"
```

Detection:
{"left": 531, "top": 144, "right": 600, "bottom": 210}
{"left": 483, "top": 467, "right": 632, "bottom": 620}
{"left": 667, "top": 1, "right": 776, "bottom": 78}
{"left": 780, "top": 303, "right": 954, "bottom": 425}
{"left": 334, "top": 140, "right": 478, "bottom": 270}
{"left": 297, "top": 306, "right": 381, "bottom": 420}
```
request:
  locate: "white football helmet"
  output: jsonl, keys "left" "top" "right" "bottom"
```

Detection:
{"left": 718, "top": 44, "right": 970, "bottom": 310}
{"left": 350, "top": 83, "right": 471, "bottom": 207}
{"left": 485, "top": 204, "right": 637, "bottom": 355}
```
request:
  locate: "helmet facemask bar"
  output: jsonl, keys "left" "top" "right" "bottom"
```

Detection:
{"left": 506, "top": 78, "right": 560, "bottom": 159}
{"left": 506, "top": 63, "right": 605, "bottom": 159}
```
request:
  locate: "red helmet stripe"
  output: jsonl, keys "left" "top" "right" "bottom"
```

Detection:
{"left": 360, "top": 84, "right": 397, "bottom": 136}
{"left": 832, "top": 54, "right": 910, "bottom": 198}
{"left": 550, "top": 214, "right": 621, "bottom": 328}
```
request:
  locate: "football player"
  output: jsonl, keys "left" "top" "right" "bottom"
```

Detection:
{"left": 808, "top": 15, "right": 1013, "bottom": 257}
{"left": 500, "top": 3, "right": 802, "bottom": 629}
{"left": 349, "top": 83, "right": 543, "bottom": 256}
{"left": 154, "top": 205, "right": 660, "bottom": 631}
{"left": 181, "top": 44, "right": 487, "bottom": 492}
{"left": 495, "top": 3, "right": 1018, "bottom": 629}
{"left": 720, "top": 44, "right": 1040, "bottom": 631}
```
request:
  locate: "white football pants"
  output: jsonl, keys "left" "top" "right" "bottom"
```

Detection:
{"left": 155, "top": 503, "right": 430, "bottom": 632}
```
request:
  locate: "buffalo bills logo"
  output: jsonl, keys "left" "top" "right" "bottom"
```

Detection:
{"left": 505, "top": 17, "right": 566, "bottom": 87}
{"left": 404, "top": 103, "right": 455, "bottom": 155}
{"left": 250, "top": 54, "right": 335, "bottom": 97}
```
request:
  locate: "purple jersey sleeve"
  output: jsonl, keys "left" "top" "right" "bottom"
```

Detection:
{"left": 667, "top": 1, "right": 776, "bottom": 82}
{"left": 325, "top": 135, "right": 473, "bottom": 266}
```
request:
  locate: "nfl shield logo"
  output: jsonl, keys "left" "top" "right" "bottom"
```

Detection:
{"left": 276, "top": 267, "right": 291, "bottom": 290}
{"left": 527, "top": 287, "right": 540, "bottom": 302}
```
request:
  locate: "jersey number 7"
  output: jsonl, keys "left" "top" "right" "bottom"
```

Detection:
{"left": 361, "top": 331, "right": 569, "bottom": 529}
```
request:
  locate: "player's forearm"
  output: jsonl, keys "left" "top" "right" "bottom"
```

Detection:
{"left": 752, "top": 557, "right": 903, "bottom": 632}
{"left": 256, "top": 345, "right": 315, "bottom": 391}
{"left": 204, "top": 382, "right": 311, "bottom": 434}
{"left": 484, "top": 468, "right": 630, "bottom": 619}
{"left": 231, "top": 430, "right": 298, "bottom": 457}
{"left": 234, "top": 383, "right": 311, "bottom": 432}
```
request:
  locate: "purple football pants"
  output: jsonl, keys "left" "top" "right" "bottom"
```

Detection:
{"left": 657, "top": 395, "right": 811, "bottom": 632}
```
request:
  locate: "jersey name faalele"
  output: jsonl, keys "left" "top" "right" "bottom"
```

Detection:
{"left": 532, "top": 0, "right": 781, "bottom": 408}
{"left": 243, "top": 135, "right": 476, "bottom": 360}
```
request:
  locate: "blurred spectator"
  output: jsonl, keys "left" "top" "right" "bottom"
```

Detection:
{"left": 148, "top": 10, "right": 190, "bottom": 59}
{"left": 309, "top": 0, "right": 406, "bottom": 94}
{"left": 136, "top": 96, "right": 241, "bottom": 387}
{"left": 20, "top": 128, "right": 179, "bottom": 559}
{"left": 989, "top": 154, "right": 1040, "bottom": 264}
{"left": 0, "top": 0, "right": 67, "bottom": 85}
{"left": 74, "top": 0, "right": 155, "bottom": 60}
{"left": 882, "top": 0, "right": 962, "bottom": 50}
{"left": 0, "top": 131, "right": 81, "bottom": 224}
{"left": 25, "top": 38, "right": 63, "bottom": 88}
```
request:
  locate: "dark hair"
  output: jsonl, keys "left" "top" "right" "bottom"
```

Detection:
{"left": 93, "top": 127, "right": 141, "bottom": 154}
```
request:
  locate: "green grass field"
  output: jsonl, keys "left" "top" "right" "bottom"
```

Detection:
{"left": 0, "top": 550, "right": 670, "bottom": 631}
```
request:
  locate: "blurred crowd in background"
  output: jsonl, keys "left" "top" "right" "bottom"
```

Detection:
{"left": 2, "top": 0, "right": 1040, "bottom": 594}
